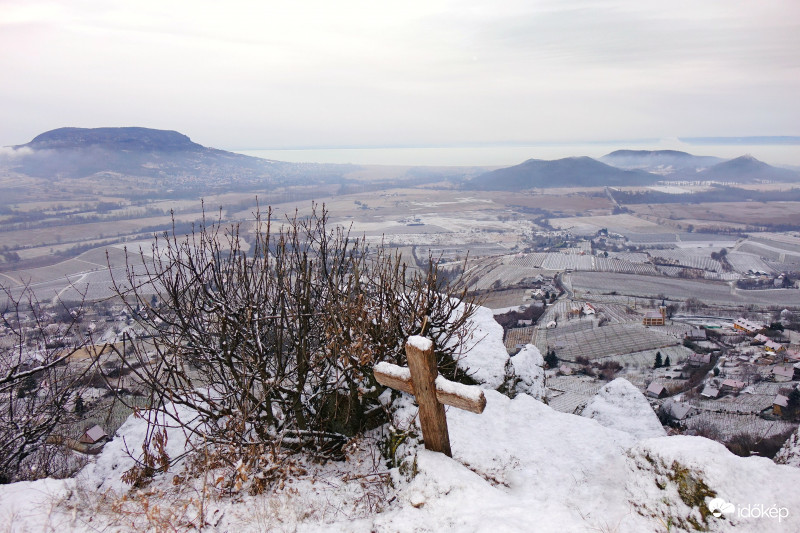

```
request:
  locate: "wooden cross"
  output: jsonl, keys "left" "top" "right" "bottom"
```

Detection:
{"left": 373, "top": 335, "right": 486, "bottom": 457}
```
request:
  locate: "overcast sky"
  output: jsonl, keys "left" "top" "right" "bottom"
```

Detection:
{"left": 2, "top": 0, "right": 799, "bottom": 151}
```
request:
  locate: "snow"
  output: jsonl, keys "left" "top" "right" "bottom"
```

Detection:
{"left": 582, "top": 378, "right": 667, "bottom": 440}
{"left": 4, "top": 301, "right": 800, "bottom": 532}
{"left": 407, "top": 335, "right": 433, "bottom": 352}
{"left": 776, "top": 425, "right": 800, "bottom": 468}
{"left": 79, "top": 402, "right": 198, "bottom": 494}
{"left": 451, "top": 304, "right": 509, "bottom": 389}
{"left": 0, "top": 477, "right": 76, "bottom": 531}
{"left": 434, "top": 375, "right": 484, "bottom": 405}
{"left": 374, "top": 361, "right": 411, "bottom": 381}
{"left": 509, "top": 343, "right": 546, "bottom": 400}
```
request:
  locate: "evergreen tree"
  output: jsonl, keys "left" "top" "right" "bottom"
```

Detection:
{"left": 664, "top": 355, "right": 671, "bottom": 367}
{"left": 544, "top": 349, "right": 558, "bottom": 369}
{"left": 74, "top": 394, "right": 86, "bottom": 416}
{"left": 787, "top": 387, "right": 800, "bottom": 419}
{"left": 17, "top": 374, "right": 36, "bottom": 398}
{"left": 654, "top": 352, "right": 663, "bottom": 368}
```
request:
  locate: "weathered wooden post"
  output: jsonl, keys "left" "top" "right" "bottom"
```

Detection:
{"left": 374, "top": 335, "right": 486, "bottom": 457}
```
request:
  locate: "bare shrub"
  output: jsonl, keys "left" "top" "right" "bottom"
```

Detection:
{"left": 690, "top": 420, "right": 721, "bottom": 440}
{"left": 0, "top": 284, "right": 97, "bottom": 483}
{"left": 726, "top": 429, "right": 794, "bottom": 459}
{"left": 598, "top": 360, "right": 623, "bottom": 381}
{"left": 107, "top": 204, "right": 478, "bottom": 483}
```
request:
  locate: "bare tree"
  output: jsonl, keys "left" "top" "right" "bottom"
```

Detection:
{"left": 108, "top": 204, "right": 478, "bottom": 480}
{"left": 0, "top": 284, "right": 96, "bottom": 483}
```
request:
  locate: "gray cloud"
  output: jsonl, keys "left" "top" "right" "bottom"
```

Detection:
{"left": 0, "top": 0, "right": 798, "bottom": 150}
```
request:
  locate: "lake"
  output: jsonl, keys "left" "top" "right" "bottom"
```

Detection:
{"left": 234, "top": 140, "right": 800, "bottom": 168}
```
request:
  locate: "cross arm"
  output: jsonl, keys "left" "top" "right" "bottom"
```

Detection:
{"left": 374, "top": 361, "right": 486, "bottom": 414}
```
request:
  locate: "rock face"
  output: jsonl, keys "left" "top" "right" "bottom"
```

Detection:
{"left": 581, "top": 378, "right": 667, "bottom": 440}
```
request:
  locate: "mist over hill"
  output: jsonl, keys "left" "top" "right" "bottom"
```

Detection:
{"left": 601, "top": 149, "right": 800, "bottom": 182}
{"left": 463, "top": 156, "right": 658, "bottom": 190}
{"left": 3, "top": 126, "right": 289, "bottom": 180}
{"left": 600, "top": 150, "right": 724, "bottom": 176}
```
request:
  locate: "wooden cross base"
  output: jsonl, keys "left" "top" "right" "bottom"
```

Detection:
{"left": 374, "top": 335, "right": 486, "bottom": 457}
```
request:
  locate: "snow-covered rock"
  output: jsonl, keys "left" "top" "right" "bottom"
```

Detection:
{"left": 509, "top": 344, "right": 545, "bottom": 400}
{"left": 363, "top": 391, "right": 800, "bottom": 532}
{"left": 581, "top": 377, "right": 667, "bottom": 440}
{"left": 775, "top": 425, "right": 800, "bottom": 467}
{"left": 451, "top": 304, "right": 509, "bottom": 389}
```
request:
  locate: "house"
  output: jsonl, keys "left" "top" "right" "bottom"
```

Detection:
{"left": 700, "top": 385, "right": 720, "bottom": 399}
{"left": 646, "top": 382, "right": 668, "bottom": 398}
{"left": 78, "top": 425, "right": 109, "bottom": 453}
{"left": 643, "top": 309, "right": 666, "bottom": 327}
{"left": 754, "top": 333, "right": 771, "bottom": 344}
{"left": 663, "top": 400, "right": 692, "bottom": 422}
{"left": 721, "top": 379, "right": 746, "bottom": 392}
{"left": 687, "top": 352, "right": 711, "bottom": 367}
{"left": 786, "top": 350, "right": 800, "bottom": 362}
{"left": 733, "top": 318, "right": 766, "bottom": 336}
{"left": 765, "top": 340, "right": 786, "bottom": 354}
{"left": 772, "top": 366, "right": 795, "bottom": 382}
{"left": 686, "top": 328, "right": 707, "bottom": 341}
{"left": 774, "top": 394, "right": 789, "bottom": 416}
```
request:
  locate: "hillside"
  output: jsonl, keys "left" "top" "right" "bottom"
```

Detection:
{"left": 4, "top": 126, "right": 286, "bottom": 180}
{"left": 1, "top": 309, "right": 798, "bottom": 532}
{"left": 464, "top": 156, "right": 658, "bottom": 190}
{"left": 601, "top": 149, "right": 724, "bottom": 176}
{"left": 698, "top": 155, "right": 800, "bottom": 182}
{"left": 21, "top": 127, "right": 205, "bottom": 152}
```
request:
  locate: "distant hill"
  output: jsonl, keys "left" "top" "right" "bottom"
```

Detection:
{"left": 600, "top": 150, "right": 724, "bottom": 177}
{"left": 464, "top": 156, "right": 658, "bottom": 190}
{"left": 4, "top": 126, "right": 287, "bottom": 181}
{"left": 697, "top": 155, "right": 800, "bottom": 182}
{"left": 21, "top": 127, "right": 205, "bottom": 152}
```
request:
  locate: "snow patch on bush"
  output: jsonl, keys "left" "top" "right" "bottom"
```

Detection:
{"left": 775, "top": 425, "right": 800, "bottom": 468}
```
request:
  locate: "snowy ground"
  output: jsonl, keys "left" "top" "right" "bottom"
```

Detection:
{"left": 2, "top": 310, "right": 800, "bottom": 532}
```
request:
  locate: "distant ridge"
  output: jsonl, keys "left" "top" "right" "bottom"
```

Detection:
{"left": 464, "top": 156, "right": 657, "bottom": 190}
{"left": 698, "top": 155, "right": 800, "bottom": 182}
{"left": 601, "top": 150, "right": 724, "bottom": 176}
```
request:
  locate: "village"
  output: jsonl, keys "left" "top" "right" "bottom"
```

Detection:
{"left": 490, "top": 274, "right": 800, "bottom": 455}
